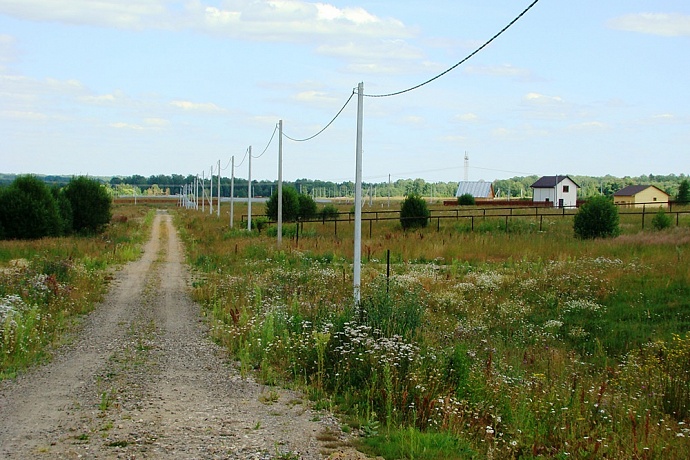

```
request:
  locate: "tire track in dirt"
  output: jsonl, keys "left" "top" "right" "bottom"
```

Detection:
{"left": 0, "top": 211, "right": 347, "bottom": 459}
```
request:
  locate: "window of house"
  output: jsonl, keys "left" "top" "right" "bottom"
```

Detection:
{"left": 653, "top": 197, "right": 657, "bottom": 201}
{"left": 563, "top": 185, "right": 569, "bottom": 193}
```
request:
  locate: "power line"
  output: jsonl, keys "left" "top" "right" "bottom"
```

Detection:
{"left": 283, "top": 89, "right": 356, "bottom": 142}
{"left": 253, "top": 123, "right": 278, "bottom": 159}
{"left": 364, "top": 0, "right": 541, "bottom": 98}
{"left": 235, "top": 146, "right": 250, "bottom": 168}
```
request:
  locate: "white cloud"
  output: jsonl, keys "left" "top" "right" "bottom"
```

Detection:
{"left": 455, "top": 113, "right": 479, "bottom": 122}
{"left": 292, "top": 90, "right": 339, "bottom": 105}
{"left": 0, "top": 0, "right": 167, "bottom": 29}
{"left": 608, "top": 12, "right": 690, "bottom": 37}
{"left": 110, "top": 121, "right": 146, "bottom": 130}
{"left": 568, "top": 121, "right": 608, "bottom": 131}
{"left": 400, "top": 115, "right": 424, "bottom": 125}
{"left": 0, "top": 109, "right": 50, "bottom": 120}
{"left": 523, "top": 92, "right": 564, "bottom": 104}
{"left": 170, "top": 100, "right": 225, "bottom": 112}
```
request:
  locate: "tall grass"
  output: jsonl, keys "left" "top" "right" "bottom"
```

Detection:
{"left": 0, "top": 204, "right": 155, "bottom": 378}
{"left": 178, "top": 204, "right": 690, "bottom": 459}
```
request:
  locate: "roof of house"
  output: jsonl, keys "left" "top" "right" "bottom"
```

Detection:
{"left": 455, "top": 180, "right": 493, "bottom": 198}
{"left": 530, "top": 175, "right": 579, "bottom": 188}
{"left": 614, "top": 185, "right": 668, "bottom": 197}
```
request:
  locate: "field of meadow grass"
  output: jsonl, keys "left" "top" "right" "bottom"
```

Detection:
{"left": 0, "top": 204, "right": 155, "bottom": 379}
{"left": 179, "top": 201, "right": 690, "bottom": 459}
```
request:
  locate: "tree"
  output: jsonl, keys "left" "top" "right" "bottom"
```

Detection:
{"left": 573, "top": 195, "right": 620, "bottom": 239}
{"left": 51, "top": 185, "right": 73, "bottom": 236}
{"left": 63, "top": 176, "right": 112, "bottom": 234}
{"left": 0, "top": 175, "right": 61, "bottom": 239}
{"left": 457, "top": 193, "right": 476, "bottom": 206}
{"left": 677, "top": 179, "right": 690, "bottom": 204}
{"left": 265, "top": 187, "right": 300, "bottom": 222}
{"left": 297, "top": 194, "right": 317, "bottom": 219}
{"left": 400, "top": 194, "right": 430, "bottom": 230}
{"left": 652, "top": 208, "right": 672, "bottom": 231}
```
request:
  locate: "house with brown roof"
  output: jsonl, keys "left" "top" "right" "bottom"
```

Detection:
{"left": 613, "top": 185, "right": 669, "bottom": 208}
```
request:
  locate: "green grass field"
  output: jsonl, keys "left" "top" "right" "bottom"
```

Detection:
{"left": 180, "top": 201, "right": 690, "bottom": 459}
{"left": 2, "top": 200, "right": 688, "bottom": 459}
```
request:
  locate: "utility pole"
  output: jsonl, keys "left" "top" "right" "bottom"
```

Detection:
{"left": 202, "top": 171, "right": 205, "bottom": 213}
{"left": 217, "top": 159, "right": 221, "bottom": 218}
{"left": 278, "top": 120, "right": 283, "bottom": 247}
{"left": 388, "top": 174, "right": 391, "bottom": 208}
{"left": 209, "top": 165, "right": 213, "bottom": 215}
{"left": 230, "top": 156, "right": 235, "bottom": 228}
{"left": 353, "top": 82, "right": 364, "bottom": 306}
{"left": 247, "top": 146, "right": 252, "bottom": 231}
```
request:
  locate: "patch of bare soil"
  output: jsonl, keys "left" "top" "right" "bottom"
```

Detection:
{"left": 0, "top": 211, "right": 357, "bottom": 459}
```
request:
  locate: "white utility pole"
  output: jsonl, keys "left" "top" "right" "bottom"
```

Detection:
{"left": 247, "top": 146, "right": 252, "bottom": 231}
{"left": 202, "top": 171, "right": 205, "bottom": 213}
{"left": 353, "top": 82, "right": 364, "bottom": 306}
{"left": 230, "top": 156, "right": 235, "bottom": 228}
{"left": 217, "top": 159, "right": 221, "bottom": 218}
{"left": 195, "top": 175, "right": 199, "bottom": 210}
{"left": 278, "top": 120, "right": 283, "bottom": 247}
{"left": 209, "top": 165, "right": 214, "bottom": 215}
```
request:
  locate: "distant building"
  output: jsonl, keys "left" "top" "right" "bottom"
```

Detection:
{"left": 613, "top": 185, "right": 669, "bottom": 208}
{"left": 455, "top": 180, "right": 495, "bottom": 201}
{"left": 530, "top": 175, "right": 579, "bottom": 208}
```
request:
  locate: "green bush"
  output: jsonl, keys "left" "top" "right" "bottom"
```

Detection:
{"left": 573, "top": 195, "right": 620, "bottom": 239}
{"left": 0, "top": 175, "right": 61, "bottom": 239}
{"left": 652, "top": 208, "right": 672, "bottom": 230}
{"left": 400, "top": 194, "right": 429, "bottom": 230}
{"left": 51, "top": 185, "right": 73, "bottom": 236}
{"left": 63, "top": 176, "right": 111, "bottom": 234}
{"left": 265, "top": 187, "right": 300, "bottom": 222}
{"left": 297, "top": 194, "right": 317, "bottom": 219}
{"left": 319, "top": 204, "right": 339, "bottom": 220}
{"left": 457, "top": 193, "right": 476, "bottom": 205}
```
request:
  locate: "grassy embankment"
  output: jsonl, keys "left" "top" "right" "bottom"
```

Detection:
{"left": 0, "top": 205, "right": 155, "bottom": 379}
{"left": 178, "top": 200, "right": 690, "bottom": 459}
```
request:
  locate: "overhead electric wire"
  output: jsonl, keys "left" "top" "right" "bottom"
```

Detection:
{"left": 283, "top": 89, "right": 356, "bottom": 142}
{"left": 364, "top": 0, "right": 541, "bottom": 98}
{"left": 234, "top": 146, "right": 250, "bottom": 168}
{"left": 252, "top": 123, "right": 278, "bottom": 158}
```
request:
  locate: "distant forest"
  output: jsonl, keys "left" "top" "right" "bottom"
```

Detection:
{"left": 1, "top": 172, "right": 687, "bottom": 200}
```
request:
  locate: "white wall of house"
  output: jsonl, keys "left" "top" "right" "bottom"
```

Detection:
{"left": 533, "top": 177, "right": 578, "bottom": 208}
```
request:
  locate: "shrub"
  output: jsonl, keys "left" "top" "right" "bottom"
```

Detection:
{"left": 573, "top": 195, "right": 620, "bottom": 239}
{"left": 652, "top": 208, "right": 672, "bottom": 230}
{"left": 63, "top": 176, "right": 112, "bottom": 234}
{"left": 457, "top": 193, "right": 476, "bottom": 206}
{"left": 265, "top": 187, "right": 300, "bottom": 222}
{"left": 297, "top": 193, "right": 317, "bottom": 219}
{"left": 319, "top": 204, "right": 339, "bottom": 220}
{"left": 0, "top": 175, "right": 61, "bottom": 239}
{"left": 400, "top": 194, "right": 429, "bottom": 230}
{"left": 51, "top": 185, "right": 73, "bottom": 235}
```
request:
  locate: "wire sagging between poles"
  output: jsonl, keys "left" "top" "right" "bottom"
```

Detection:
{"left": 364, "top": 0, "right": 541, "bottom": 98}
{"left": 253, "top": 124, "right": 278, "bottom": 159}
{"left": 283, "top": 89, "right": 356, "bottom": 142}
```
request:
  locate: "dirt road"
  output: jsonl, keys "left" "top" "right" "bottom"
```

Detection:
{"left": 0, "top": 211, "right": 344, "bottom": 459}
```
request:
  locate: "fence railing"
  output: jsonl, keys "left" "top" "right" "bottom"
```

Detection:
{"left": 241, "top": 205, "right": 690, "bottom": 237}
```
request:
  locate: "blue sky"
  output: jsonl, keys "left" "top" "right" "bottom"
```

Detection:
{"left": 1, "top": 0, "right": 688, "bottom": 183}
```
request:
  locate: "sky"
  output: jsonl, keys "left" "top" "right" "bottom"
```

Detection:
{"left": 1, "top": 0, "right": 689, "bottom": 183}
